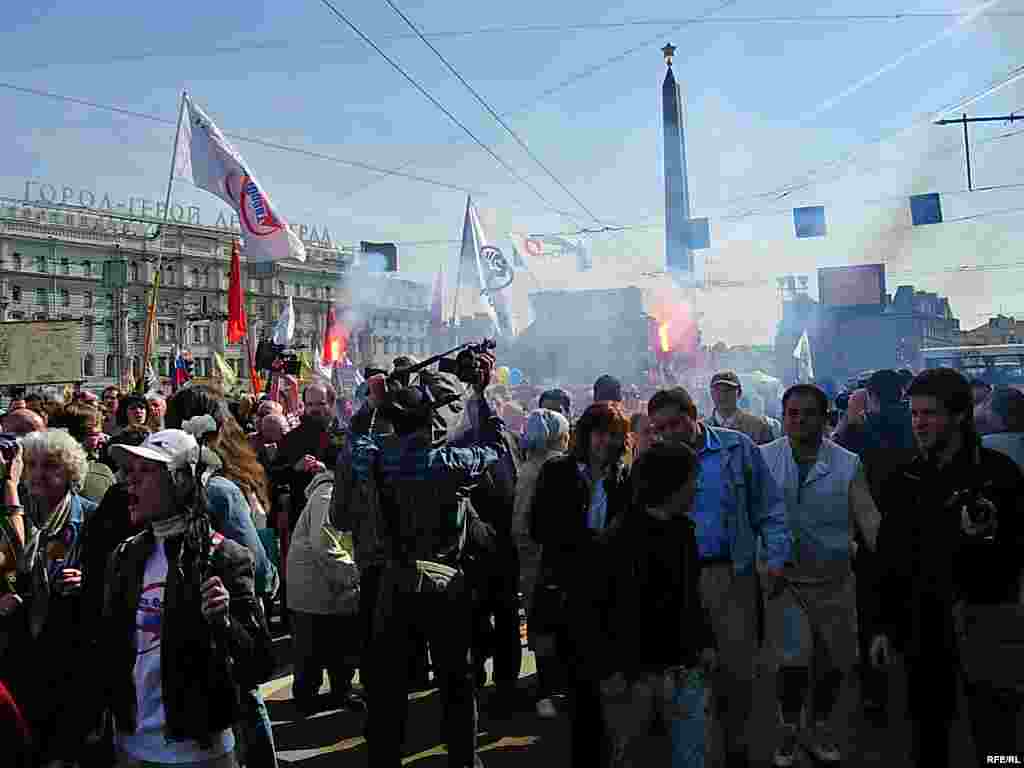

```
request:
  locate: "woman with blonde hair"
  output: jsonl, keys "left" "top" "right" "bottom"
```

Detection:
{"left": 0, "top": 429, "right": 99, "bottom": 765}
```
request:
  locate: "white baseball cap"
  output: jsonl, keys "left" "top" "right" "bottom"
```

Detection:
{"left": 108, "top": 429, "right": 200, "bottom": 472}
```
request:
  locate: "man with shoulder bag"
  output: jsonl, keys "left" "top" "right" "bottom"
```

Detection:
{"left": 340, "top": 348, "right": 507, "bottom": 768}
{"left": 869, "top": 369, "right": 1024, "bottom": 768}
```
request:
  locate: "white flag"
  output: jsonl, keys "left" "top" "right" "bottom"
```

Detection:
{"left": 174, "top": 93, "right": 306, "bottom": 263}
{"left": 273, "top": 296, "right": 295, "bottom": 346}
{"left": 793, "top": 330, "right": 814, "bottom": 382}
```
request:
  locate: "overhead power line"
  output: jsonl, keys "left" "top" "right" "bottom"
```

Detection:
{"left": 316, "top": 0, "right": 582, "bottom": 224}
{"left": 0, "top": 80, "right": 590, "bottom": 220}
{"left": 333, "top": 0, "right": 738, "bottom": 203}
{"left": 383, "top": 0, "right": 606, "bottom": 226}
{"left": 17, "top": 11, "right": 1024, "bottom": 73}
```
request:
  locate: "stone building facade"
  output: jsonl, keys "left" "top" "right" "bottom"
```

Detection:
{"left": 0, "top": 203, "right": 430, "bottom": 391}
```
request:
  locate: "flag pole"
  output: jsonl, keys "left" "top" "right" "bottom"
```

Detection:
{"left": 139, "top": 91, "right": 187, "bottom": 394}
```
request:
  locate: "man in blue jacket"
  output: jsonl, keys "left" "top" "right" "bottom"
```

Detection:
{"left": 649, "top": 387, "right": 792, "bottom": 768}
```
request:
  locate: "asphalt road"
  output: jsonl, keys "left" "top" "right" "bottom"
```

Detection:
{"left": 259, "top": 643, "right": 996, "bottom": 767}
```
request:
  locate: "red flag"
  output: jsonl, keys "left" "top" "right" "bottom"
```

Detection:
{"left": 322, "top": 307, "right": 346, "bottom": 365}
{"left": 227, "top": 239, "right": 248, "bottom": 344}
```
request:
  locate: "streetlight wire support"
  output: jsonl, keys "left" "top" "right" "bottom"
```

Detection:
{"left": 934, "top": 111, "right": 1022, "bottom": 192}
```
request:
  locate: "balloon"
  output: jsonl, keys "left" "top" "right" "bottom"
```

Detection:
{"left": 496, "top": 366, "right": 510, "bottom": 385}
{"left": 509, "top": 368, "right": 523, "bottom": 385}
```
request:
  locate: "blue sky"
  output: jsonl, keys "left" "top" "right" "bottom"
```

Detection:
{"left": 3, "top": 0, "right": 1024, "bottom": 344}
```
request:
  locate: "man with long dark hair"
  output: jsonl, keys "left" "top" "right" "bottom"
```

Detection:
{"left": 870, "top": 368, "right": 1024, "bottom": 767}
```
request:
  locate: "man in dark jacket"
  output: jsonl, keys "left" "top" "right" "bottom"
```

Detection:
{"left": 104, "top": 430, "right": 273, "bottom": 764}
{"left": 270, "top": 382, "right": 340, "bottom": 528}
{"left": 840, "top": 368, "right": 917, "bottom": 720}
{"left": 345, "top": 356, "right": 506, "bottom": 768}
{"left": 581, "top": 441, "right": 716, "bottom": 767}
{"left": 869, "top": 368, "right": 1024, "bottom": 768}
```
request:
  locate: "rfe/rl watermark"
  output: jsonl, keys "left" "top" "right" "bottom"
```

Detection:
{"left": 986, "top": 756, "right": 1023, "bottom": 765}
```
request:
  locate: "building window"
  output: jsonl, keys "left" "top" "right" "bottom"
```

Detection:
{"left": 35, "top": 255, "right": 46, "bottom": 272}
{"left": 12, "top": 253, "right": 22, "bottom": 271}
{"left": 60, "top": 289, "right": 70, "bottom": 307}
{"left": 61, "top": 258, "right": 70, "bottom": 275}
{"left": 130, "top": 321, "right": 141, "bottom": 341}
{"left": 201, "top": 296, "right": 209, "bottom": 315}
{"left": 84, "top": 318, "right": 94, "bottom": 342}
{"left": 163, "top": 264, "right": 175, "bottom": 286}
{"left": 9, "top": 311, "right": 23, "bottom": 320}
{"left": 203, "top": 267, "right": 212, "bottom": 289}
{"left": 34, "top": 312, "right": 46, "bottom": 321}
{"left": 36, "top": 288, "right": 47, "bottom": 305}
{"left": 129, "top": 262, "right": 139, "bottom": 282}
{"left": 83, "top": 354, "right": 95, "bottom": 377}
{"left": 82, "top": 261, "right": 91, "bottom": 276}
{"left": 11, "top": 286, "right": 20, "bottom": 303}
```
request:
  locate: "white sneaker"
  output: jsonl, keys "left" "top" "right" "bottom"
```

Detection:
{"left": 535, "top": 698, "right": 558, "bottom": 719}
{"left": 806, "top": 721, "right": 842, "bottom": 763}
{"left": 772, "top": 725, "right": 798, "bottom": 768}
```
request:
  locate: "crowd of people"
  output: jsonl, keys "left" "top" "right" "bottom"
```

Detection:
{"left": 0, "top": 354, "right": 1020, "bottom": 768}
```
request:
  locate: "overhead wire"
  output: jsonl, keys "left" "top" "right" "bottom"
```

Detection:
{"left": 382, "top": 0, "right": 606, "bottom": 226}
{"left": 315, "top": 0, "right": 584, "bottom": 225}
{"left": 0, "top": 80, "right": 592, "bottom": 221}
{"left": 18, "top": 11, "right": 1024, "bottom": 73}
{"left": 333, "top": 0, "right": 739, "bottom": 203}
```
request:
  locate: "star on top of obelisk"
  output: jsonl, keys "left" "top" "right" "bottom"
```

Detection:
{"left": 662, "top": 43, "right": 676, "bottom": 67}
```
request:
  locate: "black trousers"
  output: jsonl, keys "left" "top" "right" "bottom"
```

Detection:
{"left": 361, "top": 565, "right": 479, "bottom": 768}
{"left": 471, "top": 539, "right": 522, "bottom": 692}
{"left": 290, "top": 611, "right": 359, "bottom": 704}
{"left": 906, "top": 657, "right": 1023, "bottom": 767}
{"left": 854, "top": 550, "right": 887, "bottom": 705}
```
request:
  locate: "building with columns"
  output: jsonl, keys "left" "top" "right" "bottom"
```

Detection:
{"left": 0, "top": 202, "right": 431, "bottom": 391}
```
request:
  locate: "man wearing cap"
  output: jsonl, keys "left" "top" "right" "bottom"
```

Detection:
{"left": 103, "top": 430, "right": 273, "bottom": 766}
{"left": 707, "top": 371, "right": 775, "bottom": 446}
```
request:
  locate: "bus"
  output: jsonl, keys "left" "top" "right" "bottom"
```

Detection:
{"left": 921, "top": 344, "right": 1024, "bottom": 387}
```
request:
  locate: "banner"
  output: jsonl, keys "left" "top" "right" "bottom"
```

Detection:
{"left": 174, "top": 93, "right": 306, "bottom": 263}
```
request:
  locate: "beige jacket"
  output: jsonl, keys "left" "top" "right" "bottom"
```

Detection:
{"left": 512, "top": 449, "right": 563, "bottom": 600}
{"left": 286, "top": 472, "right": 356, "bottom": 615}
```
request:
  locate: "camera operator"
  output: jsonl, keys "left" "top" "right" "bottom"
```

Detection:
{"left": 869, "top": 368, "right": 1024, "bottom": 767}
{"left": 340, "top": 345, "right": 507, "bottom": 768}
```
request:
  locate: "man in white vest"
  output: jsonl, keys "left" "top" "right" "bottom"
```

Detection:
{"left": 760, "top": 384, "right": 881, "bottom": 768}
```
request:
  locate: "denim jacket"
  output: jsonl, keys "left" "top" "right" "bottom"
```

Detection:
{"left": 204, "top": 476, "right": 278, "bottom": 598}
{"left": 706, "top": 426, "right": 792, "bottom": 575}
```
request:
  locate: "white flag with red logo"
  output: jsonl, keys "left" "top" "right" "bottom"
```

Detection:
{"left": 173, "top": 93, "right": 306, "bottom": 263}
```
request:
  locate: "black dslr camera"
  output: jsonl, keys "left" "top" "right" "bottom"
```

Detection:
{"left": 947, "top": 488, "right": 996, "bottom": 529}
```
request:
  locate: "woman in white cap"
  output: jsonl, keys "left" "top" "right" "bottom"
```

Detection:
{"left": 102, "top": 429, "right": 273, "bottom": 767}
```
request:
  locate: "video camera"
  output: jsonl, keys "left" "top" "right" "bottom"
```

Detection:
{"left": 371, "top": 339, "right": 497, "bottom": 430}
{"left": 254, "top": 340, "right": 302, "bottom": 377}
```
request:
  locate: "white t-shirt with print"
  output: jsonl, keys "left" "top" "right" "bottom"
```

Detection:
{"left": 118, "top": 538, "right": 234, "bottom": 763}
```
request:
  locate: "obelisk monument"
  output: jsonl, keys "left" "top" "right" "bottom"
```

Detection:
{"left": 662, "top": 43, "right": 693, "bottom": 278}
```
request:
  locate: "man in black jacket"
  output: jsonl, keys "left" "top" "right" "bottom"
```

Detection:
{"left": 104, "top": 429, "right": 273, "bottom": 765}
{"left": 582, "top": 441, "right": 716, "bottom": 767}
{"left": 869, "top": 368, "right": 1024, "bottom": 767}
